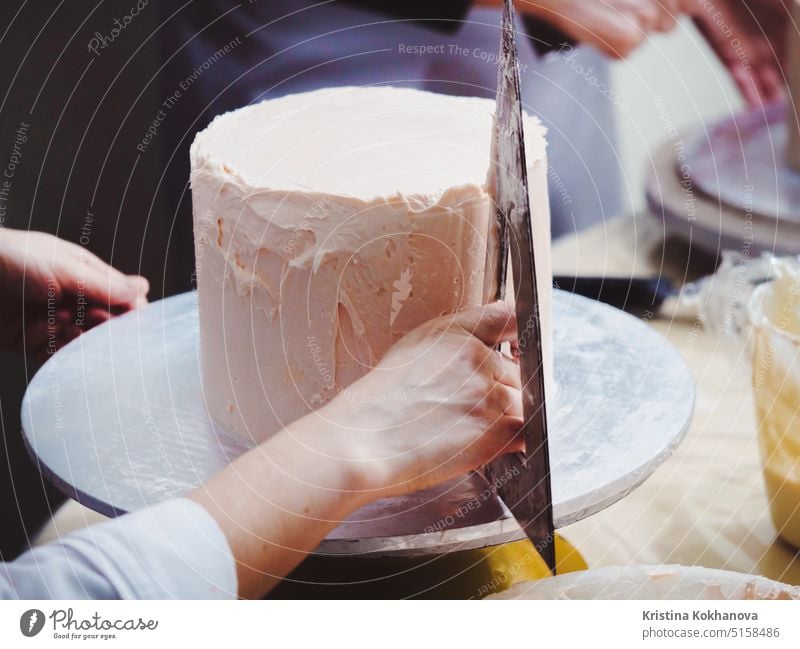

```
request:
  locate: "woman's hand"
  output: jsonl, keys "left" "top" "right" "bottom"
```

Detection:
{"left": 690, "top": 0, "right": 789, "bottom": 106}
{"left": 516, "top": 0, "right": 790, "bottom": 106}
{"left": 190, "top": 301, "right": 525, "bottom": 598}
{"left": 313, "top": 300, "right": 524, "bottom": 500}
{"left": 0, "top": 229, "right": 149, "bottom": 357}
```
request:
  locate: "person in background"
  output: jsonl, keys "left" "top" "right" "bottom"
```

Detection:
{"left": 0, "top": 227, "right": 525, "bottom": 598}
{"left": 157, "top": 0, "right": 789, "bottom": 283}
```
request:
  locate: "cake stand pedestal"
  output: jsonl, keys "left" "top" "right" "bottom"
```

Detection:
{"left": 22, "top": 290, "right": 694, "bottom": 597}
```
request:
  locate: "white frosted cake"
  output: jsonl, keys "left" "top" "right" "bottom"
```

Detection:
{"left": 190, "top": 86, "right": 551, "bottom": 442}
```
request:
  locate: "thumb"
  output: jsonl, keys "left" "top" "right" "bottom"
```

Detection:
{"left": 449, "top": 301, "right": 518, "bottom": 347}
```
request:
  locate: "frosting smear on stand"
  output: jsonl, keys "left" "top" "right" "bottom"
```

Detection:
{"left": 191, "top": 86, "right": 551, "bottom": 441}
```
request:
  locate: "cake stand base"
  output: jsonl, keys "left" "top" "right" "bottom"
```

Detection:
{"left": 269, "top": 535, "right": 587, "bottom": 599}
{"left": 22, "top": 290, "right": 694, "bottom": 560}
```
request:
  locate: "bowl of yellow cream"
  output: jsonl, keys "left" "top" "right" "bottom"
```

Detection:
{"left": 748, "top": 258, "right": 800, "bottom": 549}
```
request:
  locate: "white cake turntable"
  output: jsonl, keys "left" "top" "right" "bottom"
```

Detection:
{"left": 22, "top": 288, "right": 694, "bottom": 596}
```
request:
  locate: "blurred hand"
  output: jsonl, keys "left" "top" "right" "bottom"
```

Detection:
{"left": 312, "top": 300, "right": 524, "bottom": 499}
{"left": 689, "top": 0, "right": 790, "bottom": 106}
{"left": 0, "top": 229, "right": 149, "bottom": 357}
{"left": 475, "top": 0, "right": 682, "bottom": 58}
{"left": 535, "top": 0, "right": 682, "bottom": 57}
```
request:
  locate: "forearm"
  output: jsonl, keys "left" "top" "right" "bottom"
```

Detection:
{"left": 190, "top": 302, "right": 522, "bottom": 599}
{"left": 188, "top": 413, "right": 371, "bottom": 600}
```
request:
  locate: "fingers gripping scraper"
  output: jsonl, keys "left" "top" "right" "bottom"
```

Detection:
{"left": 482, "top": 0, "right": 556, "bottom": 574}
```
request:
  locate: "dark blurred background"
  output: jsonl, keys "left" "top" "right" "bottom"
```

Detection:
{"left": 0, "top": 2, "right": 171, "bottom": 559}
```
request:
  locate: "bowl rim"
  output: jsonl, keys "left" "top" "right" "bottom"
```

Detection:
{"left": 747, "top": 281, "right": 800, "bottom": 346}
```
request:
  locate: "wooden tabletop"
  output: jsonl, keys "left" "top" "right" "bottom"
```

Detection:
{"left": 556, "top": 213, "right": 800, "bottom": 585}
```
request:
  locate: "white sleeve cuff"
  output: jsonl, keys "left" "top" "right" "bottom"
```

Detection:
{"left": 1, "top": 498, "right": 237, "bottom": 599}
{"left": 61, "top": 498, "right": 238, "bottom": 599}
{"left": 92, "top": 498, "right": 237, "bottom": 599}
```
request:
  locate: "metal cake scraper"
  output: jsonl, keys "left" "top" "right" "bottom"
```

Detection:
{"left": 482, "top": 0, "right": 556, "bottom": 574}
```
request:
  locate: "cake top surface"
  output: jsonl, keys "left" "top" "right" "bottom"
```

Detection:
{"left": 191, "top": 85, "right": 547, "bottom": 201}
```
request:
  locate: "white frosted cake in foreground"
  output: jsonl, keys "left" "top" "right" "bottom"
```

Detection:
{"left": 190, "top": 86, "right": 551, "bottom": 441}
{"left": 488, "top": 565, "right": 800, "bottom": 600}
